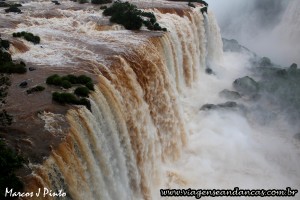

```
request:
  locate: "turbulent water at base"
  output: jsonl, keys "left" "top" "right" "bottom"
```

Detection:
{"left": 4, "top": 1, "right": 299, "bottom": 200}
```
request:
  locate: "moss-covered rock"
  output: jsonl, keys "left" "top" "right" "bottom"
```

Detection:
{"left": 233, "top": 76, "right": 259, "bottom": 96}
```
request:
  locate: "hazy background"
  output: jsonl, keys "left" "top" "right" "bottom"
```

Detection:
{"left": 207, "top": 0, "right": 300, "bottom": 66}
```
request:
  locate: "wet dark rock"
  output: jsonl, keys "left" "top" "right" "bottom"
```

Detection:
{"left": 20, "top": 61, "right": 26, "bottom": 66}
{"left": 51, "top": 1, "right": 60, "bottom": 5}
{"left": 200, "top": 101, "right": 238, "bottom": 111}
{"left": 276, "top": 69, "right": 287, "bottom": 77}
{"left": 5, "top": 6, "right": 21, "bottom": 13}
{"left": 19, "top": 81, "right": 28, "bottom": 88}
{"left": 200, "top": 104, "right": 217, "bottom": 111}
{"left": 219, "top": 89, "right": 241, "bottom": 100}
{"left": 259, "top": 57, "right": 272, "bottom": 67}
{"left": 28, "top": 67, "right": 36, "bottom": 71}
{"left": 188, "top": 2, "right": 195, "bottom": 8}
{"left": 233, "top": 76, "right": 259, "bottom": 96}
{"left": 249, "top": 93, "right": 261, "bottom": 101}
{"left": 200, "top": 7, "right": 207, "bottom": 14}
{"left": 218, "top": 101, "right": 237, "bottom": 108}
{"left": 205, "top": 67, "right": 214, "bottom": 75}
{"left": 289, "top": 63, "right": 297, "bottom": 70}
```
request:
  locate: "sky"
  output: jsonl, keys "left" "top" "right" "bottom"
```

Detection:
{"left": 206, "top": 0, "right": 299, "bottom": 66}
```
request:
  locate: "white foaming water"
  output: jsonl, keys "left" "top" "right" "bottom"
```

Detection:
{"left": 156, "top": 50, "right": 300, "bottom": 199}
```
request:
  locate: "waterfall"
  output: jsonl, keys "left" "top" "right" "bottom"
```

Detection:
{"left": 272, "top": 0, "right": 300, "bottom": 65}
{"left": 16, "top": 3, "right": 224, "bottom": 200}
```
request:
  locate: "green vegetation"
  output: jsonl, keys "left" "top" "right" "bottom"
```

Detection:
{"left": 46, "top": 74, "right": 62, "bottom": 85}
{"left": 46, "top": 74, "right": 94, "bottom": 90}
{"left": 52, "top": 92, "right": 91, "bottom": 110}
{"left": 103, "top": 1, "right": 167, "bottom": 31}
{"left": 0, "top": 75, "right": 11, "bottom": 87}
{"left": 0, "top": 62, "right": 27, "bottom": 74}
{"left": 78, "top": 0, "right": 88, "bottom": 4}
{"left": 85, "top": 81, "right": 94, "bottom": 91}
{"left": 0, "top": 42, "right": 27, "bottom": 74}
{"left": 100, "top": 5, "right": 107, "bottom": 10}
{"left": 26, "top": 85, "right": 45, "bottom": 94}
{"left": 47, "top": 74, "right": 94, "bottom": 109}
{"left": 61, "top": 80, "right": 72, "bottom": 89}
{"left": 0, "top": 2, "right": 10, "bottom": 7}
{"left": 0, "top": 140, "right": 24, "bottom": 199}
{"left": 0, "top": 39, "right": 10, "bottom": 50}
{"left": 13, "top": 32, "right": 40, "bottom": 44}
{"left": 74, "top": 86, "right": 90, "bottom": 97}
{"left": 91, "top": 0, "right": 112, "bottom": 4}
{"left": 0, "top": 110, "right": 13, "bottom": 126}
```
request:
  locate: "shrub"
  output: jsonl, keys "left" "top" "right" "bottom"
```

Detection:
{"left": 62, "top": 74, "right": 78, "bottom": 84}
{"left": 0, "top": 39, "right": 10, "bottom": 50}
{"left": 0, "top": 110, "right": 13, "bottom": 126}
{"left": 0, "top": 87, "right": 8, "bottom": 99}
{"left": 61, "top": 80, "right": 72, "bottom": 89}
{"left": 74, "top": 86, "right": 90, "bottom": 97}
{"left": 103, "top": 1, "right": 135, "bottom": 16}
{"left": 110, "top": 10, "right": 143, "bottom": 30}
{"left": 103, "top": 1, "right": 166, "bottom": 31}
{"left": 100, "top": 5, "right": 107, "bottom": 10}
{"left": 52, "top": 92, "right": 91, "bottom": 110}
{"left": 78, "top": 0, "right": 88, "bottom": 4}
{"left": 0, "top": 62, "right": 27, "bottom": 74}
{"left": 91, "top": 0, "right": 112, "bottom": 4}
{"left": 26, "top": 85, "right": 45, "bottom": 94}
{"left": 46, "top": 74, "right": 61, "bottom": 85}
{"left": 77, "top": 75, "right": 92, "bottom": 85}
{"left": 0, "top": 2, "right": 10, "bottom": 7}
{"left": 52, "top": 92, "right": 77, "bottom": 104}
{"left": 78, "top": 98, "right": 91, "bottom": 110}
{"left": 85, "top": 81, "right": 94, "bottom": 91}
{"left": 0, "top": 140, "right": 24, "bottom": 199}
{"left": 12, "top": 32, "right": 40, "bottom": 44}
{"left": 0, "top": 75, "right": 11, "bottom": 86}
{"left": 0, "top": 51, "right": 12, "bottom": 63}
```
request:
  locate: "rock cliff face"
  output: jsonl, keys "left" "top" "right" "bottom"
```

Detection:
{"left": 0, "top": 1, "right": 223, "bottom": 199}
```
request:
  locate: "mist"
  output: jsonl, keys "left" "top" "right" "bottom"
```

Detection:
{"left": 207, "top": 0, "right": 299, "bottom": 66}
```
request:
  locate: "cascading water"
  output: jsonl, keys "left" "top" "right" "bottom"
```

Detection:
{"left": 1, "top": 1, "right": 299, "bottom": 200}
{"left": 5, "top": 2, "right": 217, "bottom": 199}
